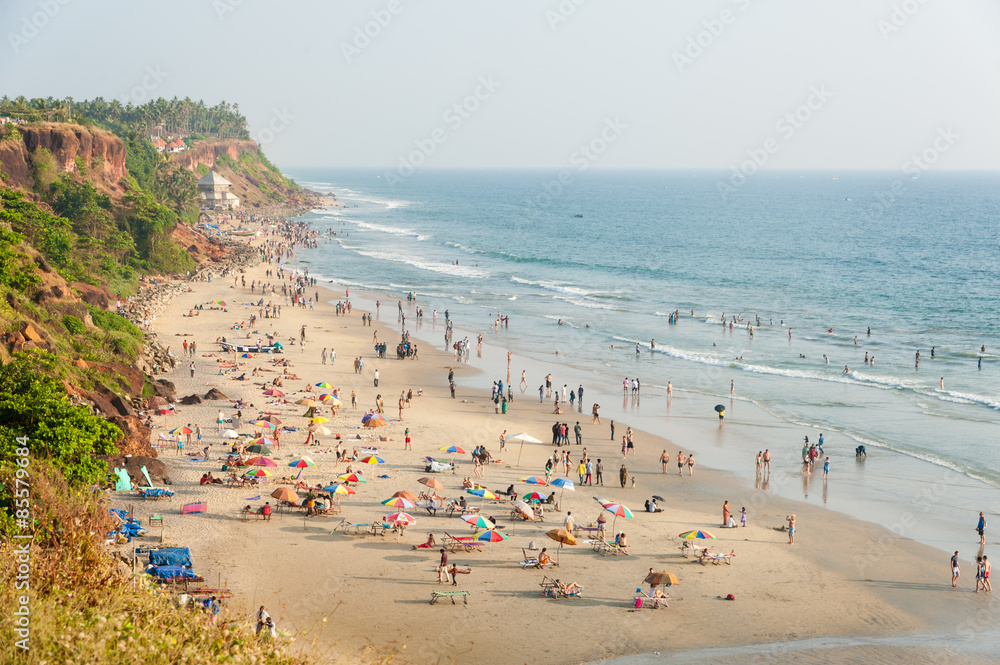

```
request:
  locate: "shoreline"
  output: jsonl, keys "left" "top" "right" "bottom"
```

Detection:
{"left": 115, "top": 228, "right": 998, "bottom": 665}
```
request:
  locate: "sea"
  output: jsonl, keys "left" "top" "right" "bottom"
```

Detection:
{"left": 283, "top": 167, "right": 999, "bottom": 557}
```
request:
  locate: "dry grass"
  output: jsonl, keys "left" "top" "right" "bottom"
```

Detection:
{"left": 0, "top": 462, "right": 314, "bottom": 665}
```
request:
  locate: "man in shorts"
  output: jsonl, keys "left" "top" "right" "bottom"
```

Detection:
{"left": 951, "top": 551, "right": 960, "bottom": 587}
{"left": 677, "top": 451, "right": 686, "bottom": 476}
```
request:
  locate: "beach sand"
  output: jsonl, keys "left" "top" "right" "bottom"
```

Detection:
{"left": 113, "top": 239, "right": 997, "bottom": 665}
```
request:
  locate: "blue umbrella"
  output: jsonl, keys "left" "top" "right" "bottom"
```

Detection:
{"left": 550, "top": 477, "right": 575, "bottom": 504}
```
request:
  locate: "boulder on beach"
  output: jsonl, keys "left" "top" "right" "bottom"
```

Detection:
{"left": 179, "top": 394, "right": 203, "bottom": 405}
{"left": 203, "top": 388, "right": 228, "bottom": 400}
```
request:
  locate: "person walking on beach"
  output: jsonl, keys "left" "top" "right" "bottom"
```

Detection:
{"left": 373, "top": 369, "right": 379, "bottom": 387}
{"left": 975, "top": 556, "right": 984, "bottom": 592}
{"left": 574, "top": 421, "right": 582, "bottom": 445}
{"left": 404, "top": 428, "right": 412, "bottom": 450}
{"left": 438, "top": 549, "right": 449, "bottom": 584}
{"left": 619, "top": 464, "right": 628, "bottom": 488}
{"left": 984, "top": 556, "right": 992, "bottom": 593}
{"left": 321, "top": 348, "right": 327, "bottom": 364}
{"left": 951, "top": 551, "right": 961, "bottom": 587}
{"left": 609, "top": 419, "right": 614, "bottom": 440}
{"left": 596, "top": 459, "right": 604, "bottom": 485}
{"left": 687, "top": 454, "right": 696, "bottom": 476}
{"left": 190, "top": 361, "right": 195, "bottom": 378}
{"left": 661, "top": 450, "right": 669, "bottom": 473}
{"left": 592, "top": 403, "right": 601, "bottom": 424}
{"left": 786, "top": 515, "right": 796, "bottom": 544}
{"left": 677, "top": 451, "right": 686, "bottom": 477}
{"left": 585, "top": 459, "right": 593, "bottom": 485}
{"left": 977, "top": 511, "right": 987, "bottom": 544}
{"left": 762, "top": 449, "right": 771, "bottom": 474}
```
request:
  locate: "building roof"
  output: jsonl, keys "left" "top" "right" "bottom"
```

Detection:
{"left": 197, "top": 170, "right": 232, "bottom": 187}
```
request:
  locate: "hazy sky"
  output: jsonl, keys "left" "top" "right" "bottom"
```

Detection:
{"left": 3, "top": 0, "right": 1000, "bottom": 171}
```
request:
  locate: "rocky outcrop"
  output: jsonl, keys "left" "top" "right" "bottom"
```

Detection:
{"left": 171, "top": 139, "right": 258, "bottom": 172}
{"left": 179, "top": 394, "right": 203, "bottom": 405}
{"left": 72, "top": 282, "right": 114, "bottom": 309}
{"left": 101, "top": 454, "right": 170, "bottom": 486}
{"left": 1, "top": 123, "right": 127, "bottom": 193}
{"left": 203, "top": 388, "right": 227, "bottom": 400}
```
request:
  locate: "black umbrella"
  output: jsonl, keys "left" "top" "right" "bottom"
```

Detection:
{"left": 652, "top": 495, "right": 665, "bottom": 502}
{"left": 714, "top": 404, "right": 725, "bottom": 413}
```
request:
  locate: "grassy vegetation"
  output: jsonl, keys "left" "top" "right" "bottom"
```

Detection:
{"left": 0, "top": 462, "right": 313, "bottom": 665}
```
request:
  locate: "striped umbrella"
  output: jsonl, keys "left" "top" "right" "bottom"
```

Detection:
{"left": 462, "top": 514, "right": 494, "bottom": 530}
{"left": 263, "top": 389, "right": 285, "bottom": 397}
{"left": 246, "top": 456, "right": 277, "bottom": 467}
{"left": 519, "top": 476, "right": 547, "bottom": 486}
{"left": 338, "top": 472, "right": 367, "bottom": 484}
{"left": 603, "top": 502, "right": 635, "bottom": 533}
{"left": 386, "top": 512, "right": 415, "bottom": 525}
{"left": 315, "top": 382, "right": 334, "bottom": 390}
{"left": 359, "top": 455, "right": 385, "bottom": 465}
{"left": 169, "top": 426, "right": 193, "bottom": 435}
{"left": 550, "top": 477, "right": 575, "bottom": 504}
{"left": 246, "top": 468, "right": 272, "bottom": 478}
{"left": 522, "top": 491, "right": 546, "bottom": 503}
{"left": 288, "top": 457, "right": 316, "bottom": 468}
{"left": 473, "top": 528, "right": 508, "bottom": 560}
{"left": 253, "top": 420, "right": 277, "bottom": 430}
{"left": 439, "top": 446, "right": 466, "bottom": 454}
{"left": 382, "top": 497, "right": 416, "bottom": 510}
{"left": 677, "top": 530, "right": 715, "bottom": 540}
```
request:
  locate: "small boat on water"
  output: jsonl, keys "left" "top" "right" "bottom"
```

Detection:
{"left": 573, "top": 213, "right": 583, "bottom": 218}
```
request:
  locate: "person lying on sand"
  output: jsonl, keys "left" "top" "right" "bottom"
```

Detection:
{"left": 413, "top": 534, "right": 436, "bottom": 549}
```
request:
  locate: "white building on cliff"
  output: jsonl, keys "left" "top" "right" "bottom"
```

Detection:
{"left": 197, "top": 170, "right": 240, "bottom": 210}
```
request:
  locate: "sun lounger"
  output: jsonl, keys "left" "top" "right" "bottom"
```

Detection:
{"left": 595, "top": 538, "right": 630, "bottom": 556}
{"left": 633, "top": 589, "right": 669, "bottom": 609}
{"left": 699, "top": 551, "right": 735, "bottom": 566}
{"left": 138, "top": 488, "right": 174, "bottom": 500}
{"left": 572, "top": 525, "right": 601, "bottom": 536}
{"left": 443, "top": 532, "right": 484, "bottom": 553}
{"left": 430, "top": 590, "right": 470, "bottom": 605}
{"left": 331, "top": 520, "right": 384, "bottom": 535}
{"left": 681, "top": 541, "right": 710, "bottom": 558}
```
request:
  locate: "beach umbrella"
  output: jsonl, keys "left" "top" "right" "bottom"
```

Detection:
{"left": 253, "top": 436, "right": 276, "bottom": 446}
{"left": 509, "top": 432, "right": 542, "bottom": 467}
{"left": 245, "top": 444, "right": 270, "bottom": 455}
{"left": 325, "top": 484, "right": 355, "bottom": 495}
{"left": 382, "top": 497, "right": 416, "bottom": 510}
{"left": 439, "top": 446, "right": 466, "bottom": 454}
{"left": 644, "top": 571, "right": 681, "bottom": 588}
{"left": 315, "top": 382, "right": 334, "bottom": 390}
{"left": 310, "top": 417, "right": 330, "bottom": 424}
{"left": 246, "top": 468, "right": 272, "bottom": 478}
{"left": 338, "top": 472, "right": 367, "bottom": 484}
{"left": 170, "top": 426, "right": 193, "bottom": 435}
{"left": 550, "top": 477, "right": 575, "bottom": 504}
{"left": 261, "top": 415, "right": 283, "bottom": 425}
{"left": 296, "top": 398, "right": 319, "bottom": 407}
{"left": 239, "top": 353, "right": 253, "bottom": 358}
{"left": 362, "top": 414, "right": 387, "bottom": 428}
{"left": 462, "top": 514, "right": 494, "bottom": 530}
{"left": 392, "top": 490, "right": 418, "bottom": 501}
{"left": 603, "top": 503, "right": 634, "bottom": 533}
{"left": 511, "top": 500, "right": 534, "bottom": 521}
{"left": 246, "top": 456, "right": 277, "bottom": 467}
{"left": 714, "top": 404, "right": 725, "bottom": 414}
{"left": 592, "top": 496, "right": 610, "bottom": 505}
{"left": 359, "top": 455, "right": 385, "bottom": 465}
{"left": 271, "top": 487, "right": 300, "bottom": 503}
{"left": 220, "top": 429, "right": 239, "bottom": 439}
{"left": 677, "top": 530, "right": 715, "bottom": 540}
{"left": 473, "top": 528, "right": 508, "bottom": 559}
{"left": 263, "top": 389, "right": 285, "bottom": 397}
{"left": 466, "top": 487, "right": 498, "bottom": 510}
{"left": 302, "top": 407, "right": 316, "bottom": 418}
{"left": 521, "top": 491, "right": 545, "bottom": 503}
{"left": 652, "top": 495, "right": 665, "bottom": 502}
{"left": 288, "top": 457, "right": 316, "bottom": 468}
{"left": 315, "top": 426, "right": 332, "bottom": 436}
{"left": 519, "top": 476, "right": 547, "bottom": 486}
{"left": 321, "top": 396, "right": 342, "bottom": 406}
{"left": 546, "top": 528, "right": 578, "bottom": 564}
{"left": 253, "top": 420, "right": 277, "bottom": 430}
{"left": 215, "top": 300, "right": 228, "bottom": 306}
{"left": 418, "top": 477, "right": 444, "bottom": 492}
{"left": 386, "top": 512, "right": 415, "bottom": 525}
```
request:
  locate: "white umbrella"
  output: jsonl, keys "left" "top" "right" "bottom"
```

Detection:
{"left": 220, "top": 429, "right": 239, "bottom": 439}
{"left": 509, "top": 432, "right": 542, "bottom": 467}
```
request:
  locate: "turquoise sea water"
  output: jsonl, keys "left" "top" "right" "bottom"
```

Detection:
{"left": 284, "top": 168, "right": 999, "bottom": 550}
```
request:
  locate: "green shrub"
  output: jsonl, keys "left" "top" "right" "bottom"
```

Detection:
{"left": 62, "top": 314, "right": 85, "bottom": 335}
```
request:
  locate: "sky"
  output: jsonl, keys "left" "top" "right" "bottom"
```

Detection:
{"left": 3, "top": 0, "right": 1000, "bottom": 171}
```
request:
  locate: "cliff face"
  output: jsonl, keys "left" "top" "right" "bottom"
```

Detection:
{"left": 0, "top": 123, "right": 127, "bottom": 192}
{"left": 170, "top": 138, "right": 312, "bottom": 208}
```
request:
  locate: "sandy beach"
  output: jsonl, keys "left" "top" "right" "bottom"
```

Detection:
{"left": 112, "top": 228, "right": 998, "bottom": 665}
